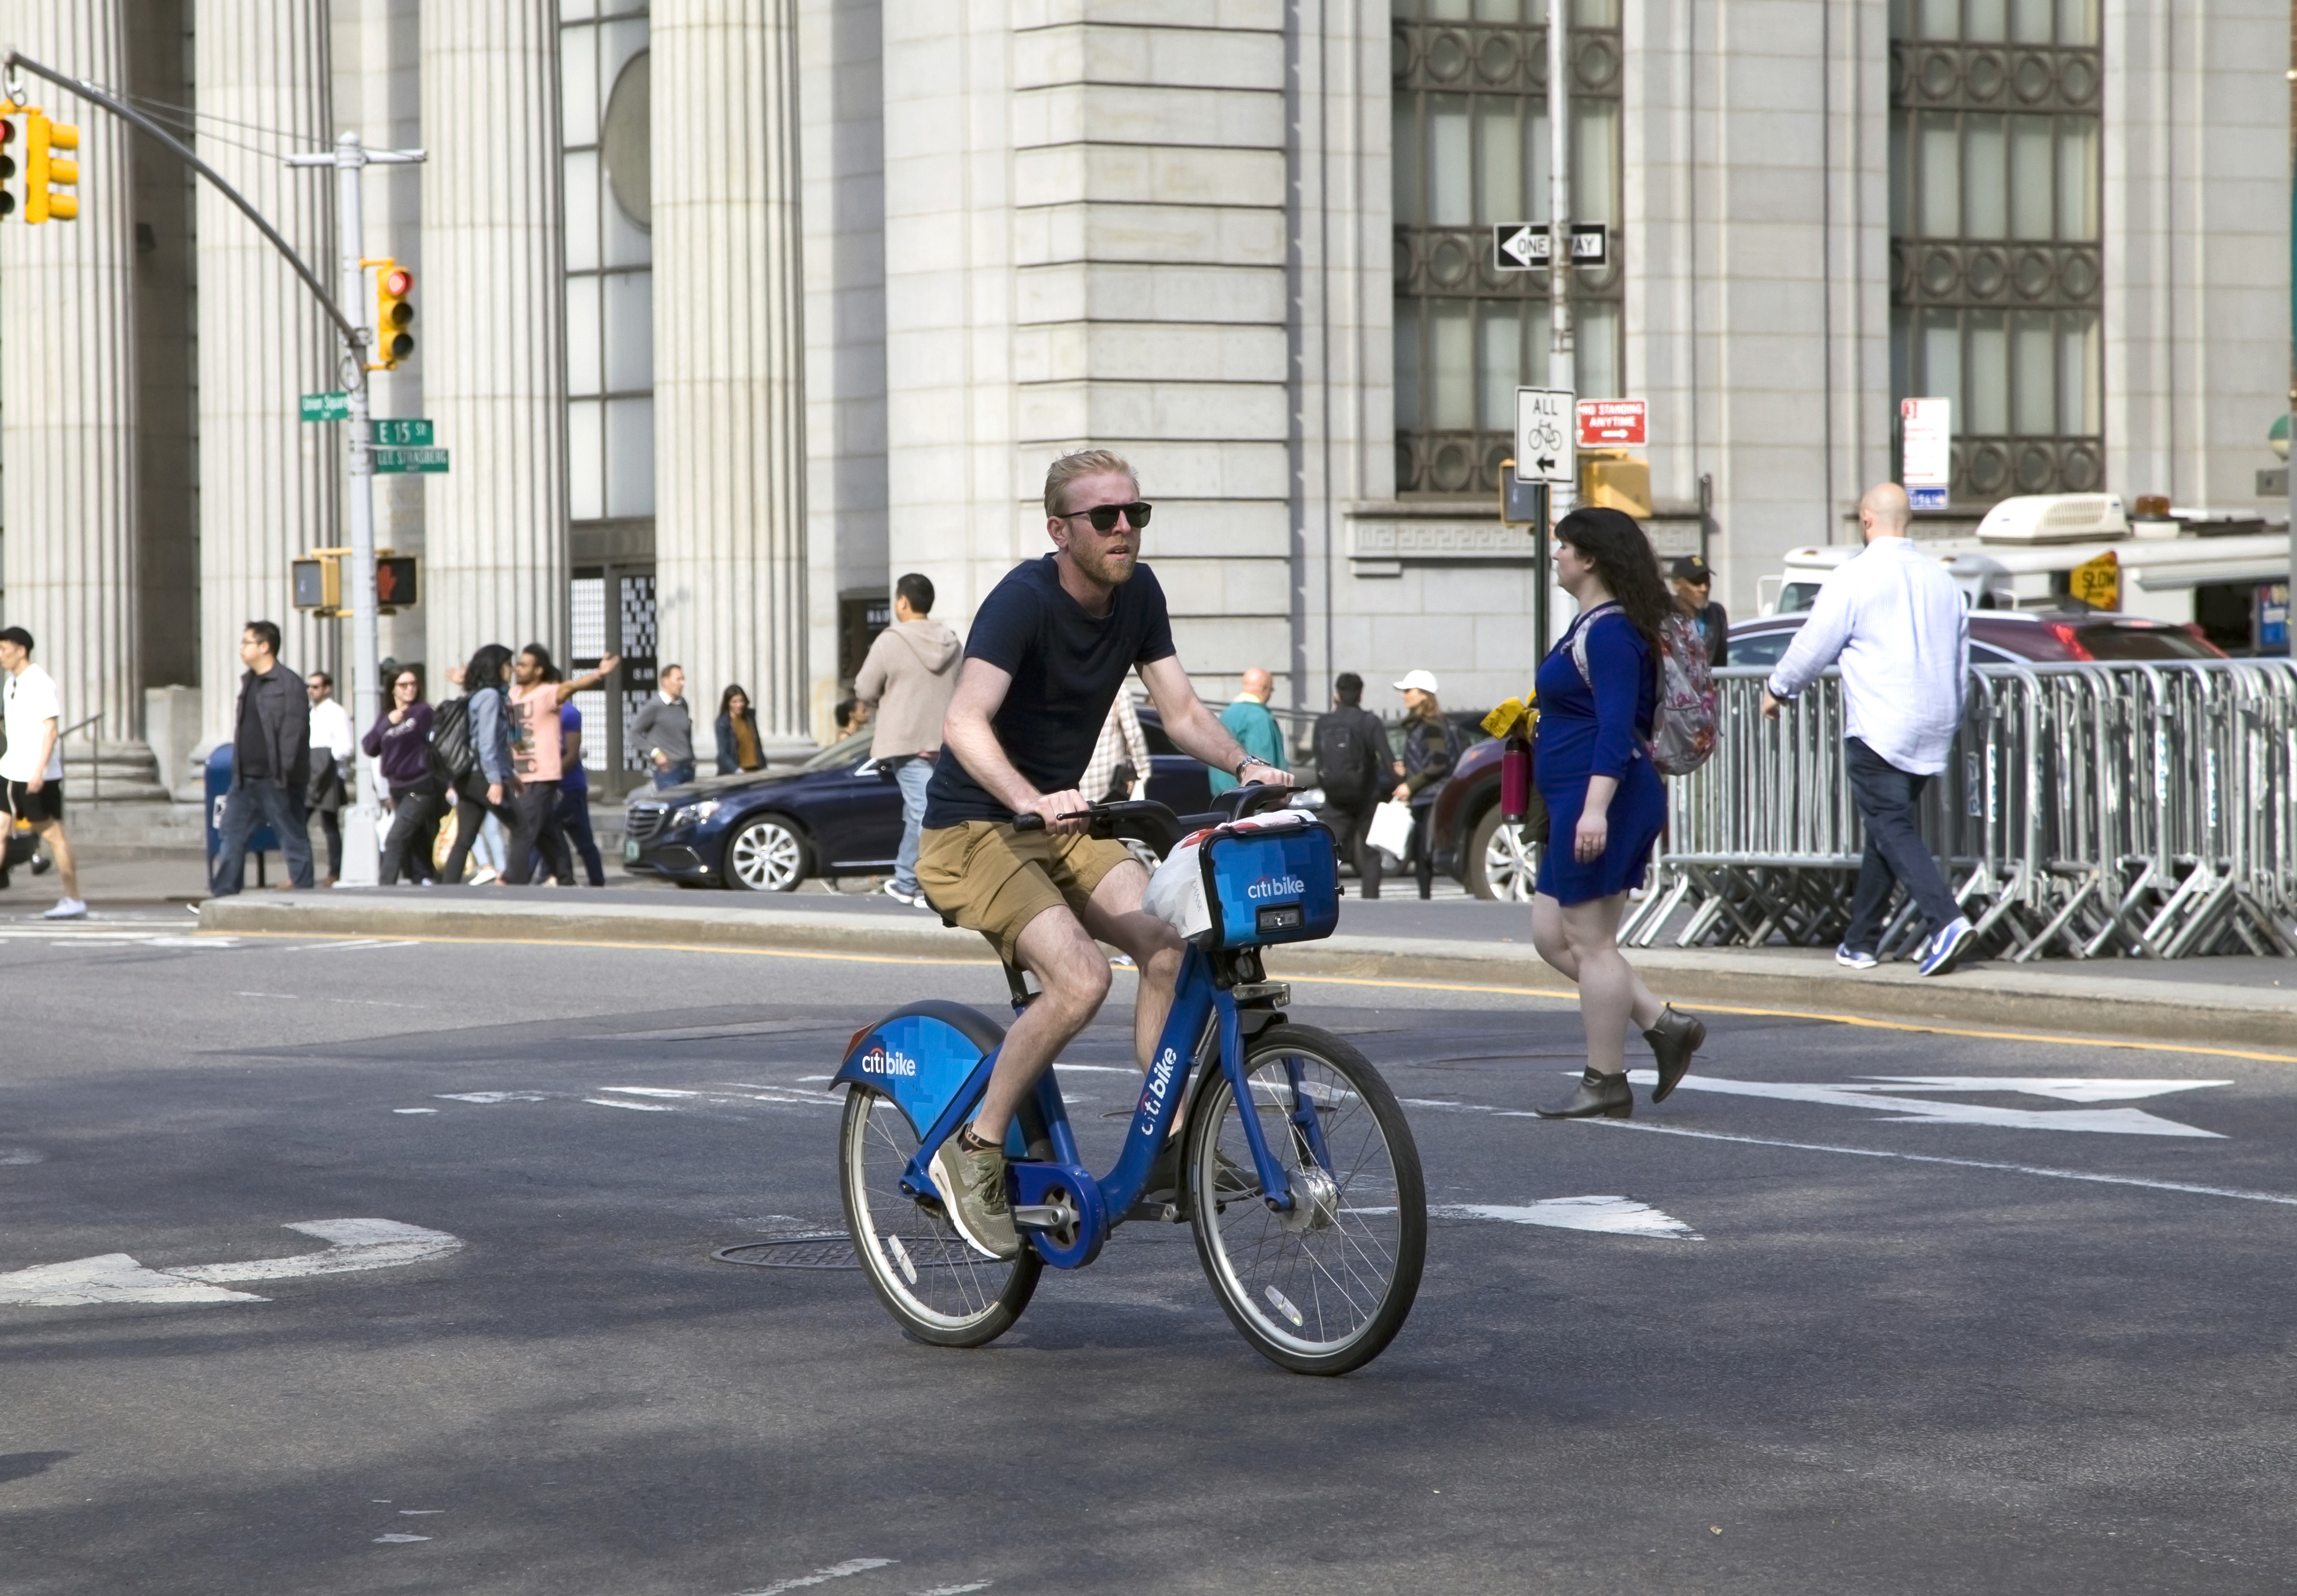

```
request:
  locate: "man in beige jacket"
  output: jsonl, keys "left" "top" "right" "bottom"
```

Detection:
{"left": 853, "top": 572, "right": 962, "bottom": 905}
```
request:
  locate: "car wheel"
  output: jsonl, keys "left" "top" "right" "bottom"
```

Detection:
{"left": 725, "top": 815, "right": 808, "bottom": 892}
{"left": 1467, "top": 805, "right": 1538, "bottom": 902}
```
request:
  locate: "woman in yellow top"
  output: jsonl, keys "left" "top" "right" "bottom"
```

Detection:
{"left": 715, "top": 685, "right": 767, "bottom": 774}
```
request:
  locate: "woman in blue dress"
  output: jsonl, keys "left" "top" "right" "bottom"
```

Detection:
{"left": 1529, "top": 508, "right": 1707, "bottom": 1119}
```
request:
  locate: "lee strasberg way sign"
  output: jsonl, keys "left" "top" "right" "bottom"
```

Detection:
{"left": 372, "top": 445, "right": 449, "bottom": 474}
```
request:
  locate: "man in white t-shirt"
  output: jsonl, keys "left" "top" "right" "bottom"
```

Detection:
{"left": 0, "top": 626, "right": 86, "bottom": 918}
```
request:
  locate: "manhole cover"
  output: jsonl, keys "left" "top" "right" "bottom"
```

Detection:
{"left": 712, "top": 1235, "right": 860, "bottom": 1270}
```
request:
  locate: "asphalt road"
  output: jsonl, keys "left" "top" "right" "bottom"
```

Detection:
{"left": 3, "top": 922, "right": 2295, "bottom": 1594}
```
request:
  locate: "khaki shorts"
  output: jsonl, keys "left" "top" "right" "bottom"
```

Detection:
{"left": 915, "top": 820, "right": 1137, "bottom": 966}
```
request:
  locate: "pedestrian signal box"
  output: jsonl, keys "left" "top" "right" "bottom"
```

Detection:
{"left": 375, "top": 553, "right": 420, "bottom": 613}
{"left": 292, "top": 552, "right": 344, "bottom": 615}
{"left": 24, "top": 109, "right": 78, "bottom": 224}
{"left": 0, "top": 115, "right": 18, "bottom": 219}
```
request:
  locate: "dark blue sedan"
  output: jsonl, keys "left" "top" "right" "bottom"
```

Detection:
{"left": 622, "top": 707, "right": 1217, "bottom": 891}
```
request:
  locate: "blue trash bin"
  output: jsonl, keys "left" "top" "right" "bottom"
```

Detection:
{"left": 204, "top": 745, "right": 280, "bottom": 889}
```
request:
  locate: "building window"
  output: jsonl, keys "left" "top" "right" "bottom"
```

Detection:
{"left": 1889, "top": 0, "right": 2102, "bottom": 501}
{"left": 1392, "top": 0, "right": 1623, "bottom": 497}
{"left": 562, "top": 5, "right": 653, "bottom": 522}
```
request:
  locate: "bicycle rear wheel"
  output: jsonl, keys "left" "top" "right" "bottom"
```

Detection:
{"left": 1187, "top": 1024, "right": 1425, "bottom": 1375}
{"left": 840, "top": 1087, "right": 1041, "bottom": 1347}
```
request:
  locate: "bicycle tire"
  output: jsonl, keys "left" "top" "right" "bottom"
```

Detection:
{"left": 1186, "top": 1024, "right": 1426, "bottom": 1375}
{"left": 839, "top": 1086, "right": 1042, "bottom": 1348}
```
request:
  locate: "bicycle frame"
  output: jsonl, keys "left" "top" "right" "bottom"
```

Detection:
{"left": 847, "top": 942, "right": 1306, "bottom": 1272}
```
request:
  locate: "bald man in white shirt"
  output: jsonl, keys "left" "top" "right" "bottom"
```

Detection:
{"left": 1762, "top": 482, "right": 1976, "bottom": 977}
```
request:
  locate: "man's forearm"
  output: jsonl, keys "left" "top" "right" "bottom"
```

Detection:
{"left": 1167, "top": 701, "right": 1250, "bottom": 774}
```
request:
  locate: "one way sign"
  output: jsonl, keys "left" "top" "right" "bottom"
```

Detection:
{"left": 1492, "top": 224, "right": 1549, "bottom": 270}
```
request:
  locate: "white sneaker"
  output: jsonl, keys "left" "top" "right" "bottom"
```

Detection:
{"left": 469, "top": 867, "right": 498, "bottom": 886}
{"left": 42, "top": 898, "right": 87, "bottom": 920}
{"left": 882, "top": 880, "right": 926, "bottom": 908}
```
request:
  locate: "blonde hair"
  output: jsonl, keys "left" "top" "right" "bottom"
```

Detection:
{"left": 1043, "top": 449, "right": 1139, "bottom": 518}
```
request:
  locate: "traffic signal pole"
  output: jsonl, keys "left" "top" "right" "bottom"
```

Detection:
{"left": 288, "top": 134, "right": 424, "bottom": 886}
{"left": 2, "top": 49, "right": 424, "bottom": 886}
{"left": 1546, "top": 2, "right": 1575, "bottom": 522}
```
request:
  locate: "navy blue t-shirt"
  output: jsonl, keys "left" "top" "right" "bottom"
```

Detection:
{"left": 924, "top": 555, "right": 1178, "bottom": 827}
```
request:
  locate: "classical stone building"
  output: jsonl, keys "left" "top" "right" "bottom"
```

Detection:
{"left": 1, "top": 0, "right": 2284, "bottom": 788}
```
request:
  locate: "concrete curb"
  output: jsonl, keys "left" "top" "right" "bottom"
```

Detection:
{"left": 198, "top": 894, "right": 2297, "bottom": 1056}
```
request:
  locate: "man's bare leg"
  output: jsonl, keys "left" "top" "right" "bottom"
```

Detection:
{"left": 40, "top": 822, "right": 78, "bottom": 902}
{"left": 1077, "top": 859, "right": 1186, "bottom": 1072}
{"left": 969, "top": 905, "right": 1111, "bottom": 1143}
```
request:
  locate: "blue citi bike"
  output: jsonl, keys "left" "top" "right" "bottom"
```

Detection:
{"left": 831, "top": 787, "right": 1428, "bottom": 1376}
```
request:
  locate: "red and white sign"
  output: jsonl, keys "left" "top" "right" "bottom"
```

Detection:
{"left": 1577, "top": 398, "right": 1647, "bottom": 448}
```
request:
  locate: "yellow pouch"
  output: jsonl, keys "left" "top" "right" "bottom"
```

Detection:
{"left": 1481, "top": 695, "right": 1537, "bottom": 740}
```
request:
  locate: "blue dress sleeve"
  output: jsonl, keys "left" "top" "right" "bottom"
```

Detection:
{"left": 1583, "top": 615, "right": 1650, "bottom": 781}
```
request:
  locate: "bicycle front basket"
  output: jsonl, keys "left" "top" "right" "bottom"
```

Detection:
{"left": 1193, "top": 811, "right": 1340, "bottom": 949}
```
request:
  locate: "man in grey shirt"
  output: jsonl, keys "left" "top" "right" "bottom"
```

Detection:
{"left": 632, "top": 664, "right": 695, "bottom": 789}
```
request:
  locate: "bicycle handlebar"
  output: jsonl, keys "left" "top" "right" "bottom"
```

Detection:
{"left": 1007, "top": 784, "right": 1294, "bottom": 850}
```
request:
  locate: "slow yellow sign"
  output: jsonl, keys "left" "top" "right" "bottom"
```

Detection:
{"left": 2069, "top": 549, "right": 2119, "bottom": 611}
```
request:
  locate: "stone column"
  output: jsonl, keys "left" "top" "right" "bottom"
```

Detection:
{"left": 419, "top": 1, "right": 569, "bottom": 672}
{"left": 653, "top": 0, "right": 810, "bottom": 743}
{"left": 194, "top": 1, "right": 340, "bottom": 738}
{"left": 0, "top": 0, "right": 138, "bottom": 739}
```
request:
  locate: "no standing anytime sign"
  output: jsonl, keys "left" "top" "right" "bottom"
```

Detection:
{"left": 1577, "top": 399, "right": 1647, "bottom": 448}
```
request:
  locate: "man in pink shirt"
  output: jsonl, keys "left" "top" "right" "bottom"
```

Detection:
{"left": 504, "top": 643, "right": 619, "bottom": 885}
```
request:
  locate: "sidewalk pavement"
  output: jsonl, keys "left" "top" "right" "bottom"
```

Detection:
{"left": 188, "top": 871, "right": 2297, "bottom": 1057}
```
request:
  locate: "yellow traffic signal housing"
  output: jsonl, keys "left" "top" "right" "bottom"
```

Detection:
{"left": 373, "top": 261, "right": 415, "bottom": 368}
{"left": 291, "top": 550, "right": 347, "bottom": 616}
{"left": 0, "top": 114, "right": 18, "bottom": 220}
{"left": 24, "top": 109, "right": 79, "bottom": 224}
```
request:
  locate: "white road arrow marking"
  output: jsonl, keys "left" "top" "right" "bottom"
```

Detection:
{"left": 1436, "top": 1196, "right": 1702, "bottom": 1240}
{"left": 1614, "top": 1070, "right": 2225, "bottom": 1137}
{"left": 735, "top": 1560, "right": 898, "bottom": 1596}
{"left": 1847, "top": 1076, "right": 2231, "bottom": 1103}
{"left": 0, "top": 1219, "right": 463, "bottom": 1307}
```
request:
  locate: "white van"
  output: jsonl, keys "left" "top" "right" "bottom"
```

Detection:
{"left": 1758, "top": 494, "right": 2292, "bottom": 652}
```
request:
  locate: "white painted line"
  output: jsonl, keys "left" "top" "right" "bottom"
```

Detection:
{"left": 1553, "top": 1070, "right": 2227, "bottom": 1138}
{"left": 398, "top": 1509, "right": 444, "bottom": 1515}
{"left": 373, "top": 1533, "right": 430, "bottom": 1543}
{"left": 180, "top": 1219, "right": 463, "bottom": 1283}
{"left": 584, "top": 1097, "right": 671, "bottom": 1111}
{"left": 392, "top": 1109, "right": 438, "bottom": 1115}
{"left": 0, "top": 1254, "right": 264, "bottom": 1308}
{"left": 1594, "top": 1120, "right": 2297, "bottom": 1208}
{"left": 235, "top": 990, "right": 421, "bottom": 1009}
{"left": 1051, "top": 1064, "right": 1137, "bottom": 1075}
{"left": 1435, "top": 1197, "right": 1702, "bottom": 1241}
{"left": 600, "top": 1086, "right": 701, "bottom": 1098}
{"left": 911, "top": 1583, "right": 993, "bottom": 1595}
{"left": 734, "top": 1559, "right": 897, "bottom": 1595}
{"left": 435, "top": 1092, "right": 549, "bottom": 1104}
{"left": 1849, "top": 1075, "right": 2232, "bottom": 1103}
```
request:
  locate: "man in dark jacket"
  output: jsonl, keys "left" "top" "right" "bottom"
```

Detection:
{"left": 1670, "top": 556, "right": 1729, "bottom": 667}
{"left": 211, "top": 620, "right": 315, "bottom": 894}
{"left": 1311, "top": 672, "right": 1391, "bottom": 896}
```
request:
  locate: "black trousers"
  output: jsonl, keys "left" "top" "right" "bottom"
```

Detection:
{"left": 1842, "top": 736, "right": 1963, "bottom": 952}
{"left": 378, "top": 782, "right": 446, "bottom": 885}
{"left": 439, "top": 778, "right": 513, "bottom": 883}
{"left": 504, "top": 780, "right": 574, "bottom": 886}
{"left": 551, "top": 784, "right": 605, "bottom": 886}
{"left": 1324, "top": 801, "right": 1382, "bottom": 898}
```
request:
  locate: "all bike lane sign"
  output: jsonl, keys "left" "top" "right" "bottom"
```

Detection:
{"left": 1514, "top": 388, "right": 1576, "bottom": 486}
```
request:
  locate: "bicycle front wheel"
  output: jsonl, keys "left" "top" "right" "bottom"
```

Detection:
{"left": 840, "top": 1087, "right": 1041, "bottom": 1348}
{"left": 1187, "top": 1024, "right": 1426, "bottom": 1375}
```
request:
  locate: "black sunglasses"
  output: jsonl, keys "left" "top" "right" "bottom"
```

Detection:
{"left": 1057, "top": 501, "right": 1153, "bottom": 533}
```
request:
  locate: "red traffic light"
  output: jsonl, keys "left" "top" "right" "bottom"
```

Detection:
{"left": 382, "top": 266, "right": 412, "bottom": 297}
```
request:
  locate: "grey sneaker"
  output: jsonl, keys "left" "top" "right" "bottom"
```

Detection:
{"left": 928, "top": 1129, "right": 1019, "bottom": 1260}
{"left": 1835, "top": 944, "right": 1879, "bottom": 970}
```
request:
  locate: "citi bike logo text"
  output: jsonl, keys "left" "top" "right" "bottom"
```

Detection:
{"left": 1136, "top": 1047, "right": 1179, "bottom": 1134}
{"left": 1247, "top": 874, "right": 1306, "bottom": 900}
{"left": 859, "top": 1046, "right": 917, "bottom": 1079}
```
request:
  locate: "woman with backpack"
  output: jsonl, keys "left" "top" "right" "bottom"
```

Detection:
{"left": 438, "top": 643, "right": 519, "bottom": 885}
{"left": 1530, "top": 508, "right": 1707, "bottom": 1120}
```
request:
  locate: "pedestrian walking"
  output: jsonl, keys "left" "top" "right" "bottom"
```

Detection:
{"left": 853, "top": 571, "right": 962, "bottom": 909}
{"left": 834, "top": 695, "right": 869, "bottom": 739}
{"left": 439, "top": 644, "right": 517, "bottom": 885}
{"left": 714, "top": 685, "right": 766, "bottom": 775}
{"left": 1206, "top": 667, "right": 1289, "bottom": 795}
{"left": 211, "top": 621, "right": 316, "bottom": 896}
{"left": 0, "top": 626, "right": 86, "bottom": 919}
{"left": 305, "top": 670, "right": 354, "bottom": 886}
{"left": 1764, "top": 482, "right": 1975, "bottom": 975}
{"left": 1669, "top": 555, "right": 1730, "bottom": 667}
{"left": 504, "top": 644, "right": 620, "bottom": 886}
{"left": 1528, "top": 509, "right": 1706, "bottom": 1119}
{"left": 367, "top": 667, "right": 442, "bottom": 886}
{"left": 1387, "top": 669, "right": 1464, "bottom": 900}
{"left": 551, "top": 687, "right": 607, "bottom": 886}
{"left": 631, "top": 664, "right": 694, "bottom": 789}
{"left": 1080, "top": 688, "right": 1151, "bottom": 804}
{"left": 1310, "top": 673, "right": 1390, "bottom": 894}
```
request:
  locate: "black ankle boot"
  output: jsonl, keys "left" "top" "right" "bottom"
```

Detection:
{"left": 1534, "top": 1067, "right": 1633, "bottom": 1119}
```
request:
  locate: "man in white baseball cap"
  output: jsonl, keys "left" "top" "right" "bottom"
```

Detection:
{"left": 1386, "top": 669, "right": 1461, "bottom": 898}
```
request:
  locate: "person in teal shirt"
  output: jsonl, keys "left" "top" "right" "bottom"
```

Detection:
{"left": 1208, "top": 667, "right": 1290, "bottom": 794}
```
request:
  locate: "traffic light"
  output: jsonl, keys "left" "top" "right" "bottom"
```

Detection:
{"left": 24, "top": 109, "right": 78, "bottom": 224}
{"left": 374, "top": 262, "right": 415, "bottom": 367}
{"left": 374, "top": 553, "right": 420, "bottom": 613}
{"left": 291, "top": 551, "right": 346, "bottom": 615}
{"left": 0, "top": 114, "right": 17, "bottom": 220}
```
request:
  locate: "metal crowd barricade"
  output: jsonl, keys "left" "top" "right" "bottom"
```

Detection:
{"left": 1618, "top": 659, "right": 2297, "bottom": 961}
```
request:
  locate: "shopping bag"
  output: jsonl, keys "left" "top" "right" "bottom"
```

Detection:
{"left": 1364, "top": 799, "right": 1415, "bottom": 859}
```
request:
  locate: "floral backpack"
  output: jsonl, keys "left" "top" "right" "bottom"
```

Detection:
{"left": 1568, "top": 604, "right": 1719, "bottom": 777}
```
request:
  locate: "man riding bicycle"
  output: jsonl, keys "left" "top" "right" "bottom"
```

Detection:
{"left": 917, "top": 449, "right": 1294, "bottom": 1258}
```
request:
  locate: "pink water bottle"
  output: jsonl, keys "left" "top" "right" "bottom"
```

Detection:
{"left": 1500, "top": 735, "right": 1532, "bottom": 823}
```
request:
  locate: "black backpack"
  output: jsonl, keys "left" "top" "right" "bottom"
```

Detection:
{"left": 427, "top": 695, "right": 477, "bottom": 784}
{"left": 1313, "top": 710, "right": 1379, "bottom": 808}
